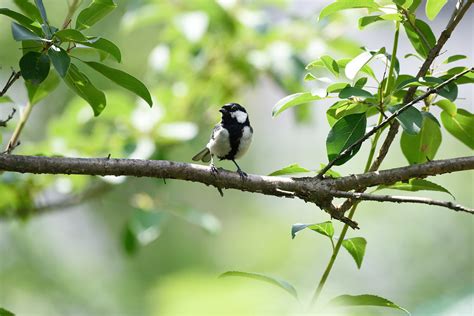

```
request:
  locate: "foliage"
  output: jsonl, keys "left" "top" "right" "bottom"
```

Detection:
{"left": 0, "top": 0, "right": 472, "bottom": 315}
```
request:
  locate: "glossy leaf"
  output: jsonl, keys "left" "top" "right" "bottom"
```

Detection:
{"left": 442, "top": 54, "right": 467, "bottom": 64}
{"left": 401, "top": 112, "right": 441, "bottom": 164}
{"left": 13, "top": 0, "right": 42, "bottom": 22}
{"left": 54, "top": 29, "right": 87, "bottom": 42}
{"left": 0, "top": 8, "right": 42, "bottom": 34}
{"left": 326, "top": 113, "right": 367, "bottom": 165}
{"left": 426, "top": 0, "right": 448, "bottom": 20}
{"left": 338, "top": 58, "right": 377, "bottom": 80}
{"left": 345, "top": 51, "right": 374, "bottom": 80}
{"left": 320, "top": 55, "right": 339, "bottom": 77}
{"left": 327, "top": 83, "right": 349, "bottom": 93}
{"left": 0, "top": 307, "right": 15, "bottom": 316}
{"left": 317, "top": 164, "right": 341, "bottom": 178}
{"left": 25, "top": 70, "right": 59, "bottom": 105}
{"left": 219, "top": 271, "right": 298, "bottom": 300}
{"left": 319, "top": 0, "right": 379, "bottom": 20}
{"left": 11, "top": 22, "right": 42, "bottom": 41}
{"left": 342, "top": 237, "right": 367, "bottom": 269}
{"left": 291, "top": 221, "right": 334, "bottom": 239}
{"left": 75, "top": 0, "right": 117, "bottom": 30}
{"left": 354, "top": 77, "right": 368, "bottom": 88}
{"left": 272, "top": 92, "right": 323, "bottom": 117}
{"left": 375, "top": 179, "right": 454, "bottom": 198}
{"left": 359, "top": 15, "right": 383, "bottom": 29}
{"left": 33, "top": 0, "right": 48, "bottom": 24}
{"left": 268, "top": 163, "right": 310, "bottom": 176}
{"left": 422, "top": 77, "right": 458, "bottom": 101}
{"left": 78, "top": 37, "right": 122, "bottom": 62}
{"left": 388, "top": 104, "right": 423, "bottom": 135}
{"left": 327, "top": 294, "right": 409, "bottom": 315}
{"left": 433, "top": 99, "right": 456, "bottom": 116}
{"left": 48, "top": 45, "right": 70, "bottom": 77}
{"left": 440, "top": 109, "right": 474, "bottom": 149}
{"left": 339, "top": 86, "right": 372, "bottom": 99}
{"left": 19, "top": 51, "right": 50, "bottom": 84}
{"left": 404, "top": 19, "right": 436, "bottom": 58}
{"left": 64, "top": 63, "right": 106, "bottom": 116}
{"left": 82, "top": 61, "right": 152, "bottom": 106}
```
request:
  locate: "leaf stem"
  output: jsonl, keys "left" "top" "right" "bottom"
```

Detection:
{"left": 62, "top": 0, "right": 81, "bottom": 29}
{"left": 384, "top": 20, "right": 400, "bottom": 97}
{"left": 6, "top": 101, "right": 33, "bottom": 153}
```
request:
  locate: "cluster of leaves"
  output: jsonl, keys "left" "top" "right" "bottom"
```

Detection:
{"left": 1, "top": 0, "right": 152, "bottom": 116}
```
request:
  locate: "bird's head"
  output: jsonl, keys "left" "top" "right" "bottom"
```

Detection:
{"left": 219, "top": 103, "right": 248, "bottom": 124}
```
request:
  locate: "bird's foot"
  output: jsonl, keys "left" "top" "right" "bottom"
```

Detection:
{"left": 237, "top": 168, "right": 247, "bottom": 180}
{"left": 210, "top": 164, "right": 219, "bottom": 176}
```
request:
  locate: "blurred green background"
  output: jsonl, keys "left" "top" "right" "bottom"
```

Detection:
{"left": 0, "top": 0, "right": 472, "bottom": 315}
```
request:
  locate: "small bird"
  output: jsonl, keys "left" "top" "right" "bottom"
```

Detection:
{"left": 192, "top": 103, "right": 253, "bottom": 179}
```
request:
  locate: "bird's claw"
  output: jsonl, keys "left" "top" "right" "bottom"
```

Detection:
{"left": 237, "top": 169, "right": 247, "bottom": 180}
{"left": 210, "top": 164, "right": 219, "bottom": 176}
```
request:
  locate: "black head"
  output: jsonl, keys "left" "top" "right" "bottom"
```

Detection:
{"left": 219, "top": 103, "right": 249, "bottom": 125}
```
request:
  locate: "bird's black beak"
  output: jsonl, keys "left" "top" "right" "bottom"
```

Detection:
{"left": 219, "top": 108, "right": 226, "bottom": 114}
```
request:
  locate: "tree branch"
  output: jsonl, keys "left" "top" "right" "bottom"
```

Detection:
{"left": 0, "top": 108, "right": 16, "bottom": 127}
{"left": 317, "top": 67, "right": 473, "bottom": 177}
{"left": 329, "top": 190, "right": 474, "bottom": 215}
{"left": 0, "top": 70, "right": 21, "bottom": 97}
{"left": 0, "top": 154, "right": 472, "bottom": 224}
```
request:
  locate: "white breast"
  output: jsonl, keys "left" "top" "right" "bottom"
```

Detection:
{"left": 207, "top": 127, "right": 231, "bottom": 158}
{"left": 234, "top": 126, "right": 253, "bottom": 159}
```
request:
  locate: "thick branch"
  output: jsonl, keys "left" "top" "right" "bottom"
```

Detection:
{"left": 0, "top": 154, "right": 473, "bottom": 212}
{"left": 329, "top": 190, "right": 474, "bottom": 214}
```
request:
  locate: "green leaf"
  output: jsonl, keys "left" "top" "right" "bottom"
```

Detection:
{"left": 219, "top": 271, "right": 298, "bottom": 300}
{"left": 442, "top": 54, "right": 467, "bottom": 64}
{"left": 75, "top": 0, "right": 117, "bottom": 30}
{"left": 354, "top": 77, "right": 368, "bottom": 88}
{"left": 25, "top": 70, "right": 59, "bottom": 105}
{"left": 122, "top": 209, "right": 167, "bottom": 255}
{"left": 339, "top": 86, "right": 372, "bottom": 99}
{"left": 320, "top": 55, "right": 339, "bottom": 77}
{"left": 0, "top": 8, "right": 42, "bottom": 34}
{"left": 388, "top": 104, "right": 423, "bottom": 135}
{"left": 19, "top": 51, "right": 50, "bottom": 84}
{"left": 338, "top": 58, "right": 377, "bottom": 80}
{"left": 291, "top": 221, "right": 334, "bottom": 239}
{"left": 345, "top": 51, "right": 374, "bottom": 80}
{"left": 426, "top": 0, "right": 448, "bottom": 20}
{"left": 64, "top": 63, "right": 106, "bottom": 116}
{"left": 13, "top": 0, "right": 42, "bottom": 22}
{"left": 0, "top": 307, "right": 15, "bottom": 316}
{"left": 326, "top": 294, "right": 410, "bottom": 315}
{"left": 268, "top": 163, "right": 310, "bottom": 176}
{"left": 81, "top": 61, "right": 152, "bottom": 106}
{"left": 433, "top": 99, "right": 456, "bottom": 116}
{"left": 401, "top": 112, "right": 441, "bottom": 164}
{"left": 48, "top": 45, "right": 70, "bottom": 77}
{"left": 375, "top": 179, "right": 454, "bottom": 199}
{"left": 358, "top": 15, "right": 383, "bottom": 29}
{"left": 0, "top": 96, "right": 13, "bottom": 103}
{"left": 422, "top": 77, "right": 458, "bottom": 101}
{"left": 327, "top": 83, "right": 349, "bottom": 93}
{"left": 342, "top": 237, "right": 367, "bottom": 269}
{"left": 326, "top": 113, "right": 367, "bottom": 165}
{"left": 54, "top": 29, "right": 87, "bottom": 42}
{"left": 33, "top": 0, "right": 48, "bottom": 24}
{"left": 78, "top": 37, "right": 122, "bottom": 62}
{"left": 404, "top": 19, "right": 436, "bottom": 58}
{"left": 440, "top": 109, "right": 474, "bottom": 149}
{"left": 319, "top": 0, "right": 379, "bottom": 20}
{"left": 11, "top": 22, "right": 42, "bottom": 41}
{"left": 272, "top": 92, "right": 323, "bottom": 117}
{"left": 317, "top": 163, "right": 341, "bottom": 178}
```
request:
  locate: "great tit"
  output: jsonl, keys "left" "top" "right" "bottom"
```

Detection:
{"left": 192, "top": 103, "right": 253, "bottom": 178}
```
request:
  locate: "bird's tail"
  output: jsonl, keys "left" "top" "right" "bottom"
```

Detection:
{"left": 192, "top": 147, "right": 211, "bottom": 162}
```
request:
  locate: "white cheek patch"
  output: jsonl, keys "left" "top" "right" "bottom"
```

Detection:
{"left": 231, "top": 110, "right": 248, "bottom": 123}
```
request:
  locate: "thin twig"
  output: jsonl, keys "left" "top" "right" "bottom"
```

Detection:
{"left": 0, "top": 108, "right": 16, "bottom": 127}
{"left": 0, "top": 70, "right": 21, "bottom": 97}
{"left": 329, "top": 190, "right": 474, "bottom": 215}
{"left": 317, "top": 67, "right": 473, "bottom": 177}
